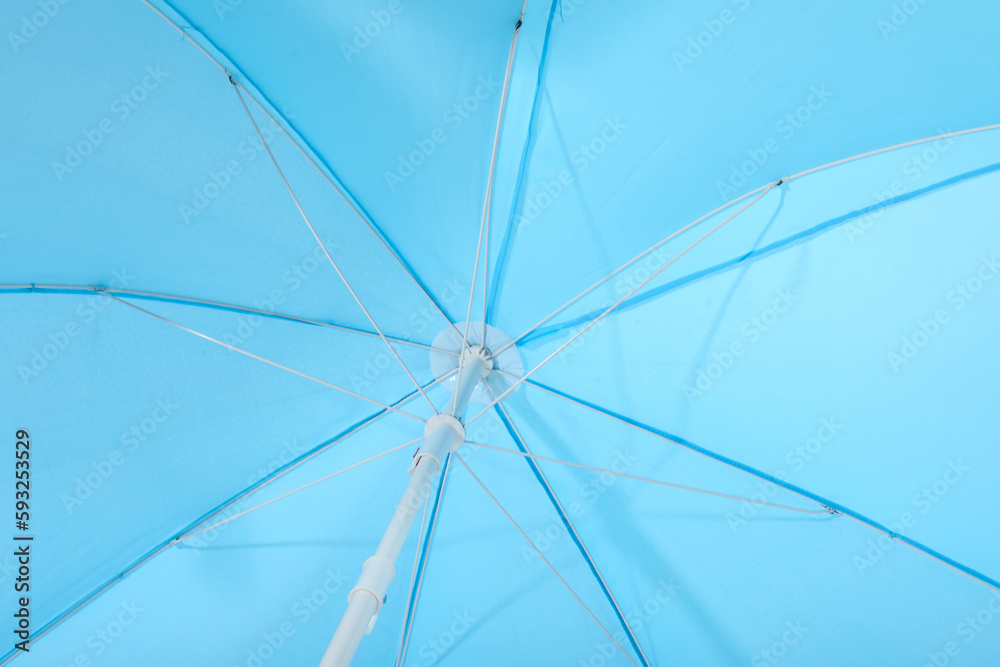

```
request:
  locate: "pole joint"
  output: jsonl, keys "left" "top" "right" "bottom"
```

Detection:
{"left": 347, "top": 556, "right": 395, "bottom": 634}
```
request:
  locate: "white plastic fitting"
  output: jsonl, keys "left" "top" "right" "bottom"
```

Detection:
{"left": 347, "top": 556, "right": 395, "bottom": 633}
{"left": 423, "top": 414, "right": 465, "bottom": 448}
{"left": 409, "top": 414, "right": 465, "bottom": 474}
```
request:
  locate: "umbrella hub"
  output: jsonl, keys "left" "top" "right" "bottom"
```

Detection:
{"left": 430, "top": 322, "right": 524, "bottom": 404}
{"left": 460, "top": 344, "right": 494, "bottom": 375}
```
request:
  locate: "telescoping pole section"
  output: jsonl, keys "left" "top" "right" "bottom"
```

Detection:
{"left": 320, "top": 350, "right": 488, "bottom": 666}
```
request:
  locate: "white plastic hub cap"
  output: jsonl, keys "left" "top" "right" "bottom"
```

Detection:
{"left": 429, "top": 322, "right": 524, "bottom": 404}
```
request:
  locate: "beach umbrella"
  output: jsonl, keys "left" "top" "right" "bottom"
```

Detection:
{"left": 2, "top": 0, "right": 1000, "bottom": 665}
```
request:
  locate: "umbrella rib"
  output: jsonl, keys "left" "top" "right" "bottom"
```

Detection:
{"left": 518, "top": 159, "right": 1000, "bottom": 348}
{"left": 466, "top": 439, "right": 827, "bottom": 514}
{"left": 455, "top": 454, "right": 639, "bottom": 667}
{"left": 177, "top": 377, "right": 446, "bottom": 546}
{"left": 489, "top": 188, "right": 763, "bottom": 360}
{"left": 395, "top": 454, "right": 454, "bottom": 667}
{"left": 494, "top": 404, "right": 653, "bottom": 667}
{"left": 467, "top": 185, "right": 775, "bottom": 426}
{"left": 141, "top": 0, "right": 463, "bottom": 340}
{"left": 481, "top": 1, "right": 529, "bottom": 331}
{"left": 240, "top": 73, "right": 465, "bottom": 340}
{"left": 174, "top": 439, "right": 421, "bottom": 544}
{"left": 141, "top": 0, "right": 227, "bottom": 72}
{"left": 455, "top": 0, "right": 528, "bottom": 401}
{"left": 454, "top": 182, "right": 491, "bottom": 409}
{"left": 521, "top": 377, "right": 834, "bottom": 508}
{"left": 395, "top": 485, "right": 431, "bottom": 667}
{"left": 520, "top": 379, "right": 1000, "bottom": 595}
{"left": 484, "top": 0, "right": 561, "bottom": 326}
{"left": 0, "top": 284, "right": 460, "bottom": 356}
{"left": 489, "top": 122, "right": 1000, "bottom": 360}
{"left": 103, "top": 292, "right": 426, "bottom": 422}
{"left": 231, "top": 82, "right": 438, "bottom": 415}
{"left": 0, "top": 379, "right": 435, "bottom": 666}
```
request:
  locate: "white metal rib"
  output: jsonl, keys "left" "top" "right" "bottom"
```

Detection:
{"left": 395, "top": 455, "right": 454, "bottom": 667}
{"left": 141, "top": 0, "right": 227, "bottom": 72}
{"left": 175, "top": 438, "right": 421, "bottom": 544}
{"left": 140, "top": 0, "right": 463, "bottom": 340}
{"left": 466, "top": 438, "right": 826, "bottom": 514}
{"left": 103, "top": 292, "right": 426, "bottom": 422}
{"left": 522, "top": 381, "right": 1000, "bottom": 596}
{"left": 454, "top": 203, "right": 490, "bottom": 414}
{"left": 488, "top": 193, "right": 751, "bottom": 359}
{"left": 481, "top": 2, "right": 528, "bottom": 331}
{"left": 467, "top": 185, "right": 775, "bottom": 426}
{"left": 455, "top": 454, "right": 638, "bottom": 667}
{"left": 231, "top": 83, "right": 438, "bottom": 414}
{"left": 186, "top": 378, "right": 445, "bottom": 539}
{"left": 517, "top": 379, "right": 835, "bottom": 512}
{"left": 458, "top": 3, "right": 528, "bottom": 414}
{"left": 496, "top": 403, "right": 652, "bottom": 666}
{"left": 0, "top": 284, "right": 459, "bottom": 355}
{"left": 394, "top": 486, "right": 431, "bottom": 667}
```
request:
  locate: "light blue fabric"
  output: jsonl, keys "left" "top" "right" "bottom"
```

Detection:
{"left": 2, "top": 0, "right": 999, "bottom": 665}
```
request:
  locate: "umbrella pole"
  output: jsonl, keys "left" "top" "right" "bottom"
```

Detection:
{"left": 320, "top": 350, "right": 488, "bottom": 667}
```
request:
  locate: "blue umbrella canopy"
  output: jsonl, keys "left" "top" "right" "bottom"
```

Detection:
{"left": 2, "top": 0, "right": 999, "bottom": 665}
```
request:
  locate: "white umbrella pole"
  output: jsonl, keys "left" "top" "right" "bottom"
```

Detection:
{"left": 320, "top": 350, "right": 487, "bottom": 667}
